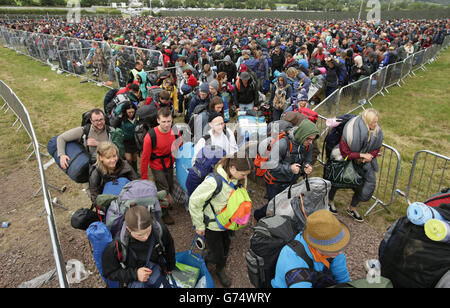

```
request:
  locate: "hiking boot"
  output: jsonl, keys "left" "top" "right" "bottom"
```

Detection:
{"left": 328, "top": 202, "right": 338, "bottom": 215}
{"left": 216, "top": 268, "right": 232, "bottom": 288}
{"left": 162, "top": 209, "right": 175, "bottom": 225}
{"left": 346, "top": 208, "right": 364, "bottom": 222}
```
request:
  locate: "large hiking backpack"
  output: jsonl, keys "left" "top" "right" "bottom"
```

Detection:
{"left": 86, "top": 222, "right": 120, "bottom": 288}
{"left": 293, "top": 107, "right": 318, "bottom": 124}
{"left": 246, "top": 179, "right": 331, "bottom": 288}
{"left": 323, "top": 114, "right": 355, "bottom": 160}
{"left": 105, "top": 93, "right": 130, "bottom": 117}
{"left": 265, "top": 177, "right": 331, "bottom": 220}
{"left": 424, "top": 188, "right": 450, "bottom": 207}
{"left": 102, "top": 177, "right": 131, "bottom": 195}
{"left": 246, "top": 215, "right": 301, "bottom": 288}
{"left": 103, "top": 88, "right": 119, "bottom": 115}
{"left": 379, "top": 203, "right": 450, "bottom": 288}
{"left": 105, "top": 180, "right": 162, "bottom": 238}
{"left": 186, "top": 145, "right": 226, "bottom": 198}
{"left": 254, "top": 131, "right": 292, "bottom": 177}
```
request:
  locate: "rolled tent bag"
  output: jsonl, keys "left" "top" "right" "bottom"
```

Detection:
{"left": 47, "top": 136, "right": 90, "bottom": 183}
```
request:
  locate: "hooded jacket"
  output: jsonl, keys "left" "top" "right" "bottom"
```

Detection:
{"left": 269, "top": 73, "right": 293, "bottom": 110}
{"left": 264, "top": 119, "right": 319, "bottom": 184}
{"left": 218, "top": 55, "right": 237, "bottom": 83}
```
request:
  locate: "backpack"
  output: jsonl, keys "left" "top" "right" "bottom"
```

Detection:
{"left": 105, "top": 180, "right": 162, "bottom": 238}
{"left": 146, "top": 127, "right": 181, "bottom": 172}
{"left": 102, "top": 177, "right": 131, "bottom": 196}
{"left": 323, "top": 114, "right": 355, "bottom": 160}
{"left": 203, "top": 172, "right": 253, "bottom": 231}
{"left": 379, "top": 204, "right": 450, "bottom": 288}
{"left": 103, "top": 88, "right": 119, "bottom": 115}
{"left": 294, "top": 107, "right": 318, "bottom": 124}
{"left": 254, "top": 132, "right": 292, "bottom": 177}
{"left": 424, "top": 188, "right": 450, "bottom": 207}
{"left": 273, "top": 84, "right": 288, "bottom": 110}
{"left": 105, "top": 93, "right": 130, "bottom": 117}
{"left": 186, "top": 145, "right": 227, "bottom": 197}
{"left": 246, "top": 186, "right": 331, "bottom": 288}
{"left": 86, "top": 222, "right": 120, "bottom": 288}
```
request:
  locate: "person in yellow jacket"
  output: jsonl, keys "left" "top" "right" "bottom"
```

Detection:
{"left": 161, "top": 77, "right": 179, "bottom": 115}
{"left": 188, "top": 155, "right": 253, "bottom": 287}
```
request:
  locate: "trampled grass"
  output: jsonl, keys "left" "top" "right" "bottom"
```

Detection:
{"left": 0, "top": 44, "right": 449, "bottom": 230}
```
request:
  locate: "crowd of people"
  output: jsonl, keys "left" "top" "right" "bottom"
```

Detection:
{"left": 11, "top": 15, "right": 449, "bottom": 288}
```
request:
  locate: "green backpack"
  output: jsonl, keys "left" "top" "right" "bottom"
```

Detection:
{"left": 203, "top": 173, "right": 253, "bottom": 231}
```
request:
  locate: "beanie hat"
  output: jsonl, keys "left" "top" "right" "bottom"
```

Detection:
{"left": 208, "top": 111, "right": 223, "bottom": 123}
{"left": 209, "top": 79, "right": 219, "bottom": 91}
{"left": 187, "top": 75, "right": 198, "bottom": 88}
{"left": 199, "top": 82, "right": 210, "bottom": 94}
{"left": 181, "top": 84, "right": 192, "bottom": 95}
{"left": 293, "top": 118, "right": 319, "bottom": 144}
{"left": 303, "top": 209, "right": 351, "bottom": 253}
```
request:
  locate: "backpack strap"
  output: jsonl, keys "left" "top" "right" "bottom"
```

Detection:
{"left": 284, "top": 240, "right": 314, "bottom": 288}
{"left": 148, "top": 127, "right": 179, "bottom": 172}
{"left": 202, "top": 172, "right": 224, "bottom": 227}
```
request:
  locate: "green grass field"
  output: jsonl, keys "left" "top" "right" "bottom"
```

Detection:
{"left": 0, "top": 45, "right": 449, "bottom": 230}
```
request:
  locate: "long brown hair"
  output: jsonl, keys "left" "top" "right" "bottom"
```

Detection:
{"left": 125, "top": 205, "right": 153, "bottom": 232}
{"left": 216, "top": 153, "right": 253, "bottom": 184}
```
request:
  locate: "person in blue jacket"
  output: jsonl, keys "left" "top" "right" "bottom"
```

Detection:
{"left": 272, "top": 209, "right": 351, "bottom": 288}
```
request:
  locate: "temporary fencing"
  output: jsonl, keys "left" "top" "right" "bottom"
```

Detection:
{"left": 0, "top": 80, "right": 69, "bottom": 288}
{"left": 397, "top": 150, "right": 449, "bottom": 206}
{"left": 310, "top": 35, "right": 450, "bottom": 215}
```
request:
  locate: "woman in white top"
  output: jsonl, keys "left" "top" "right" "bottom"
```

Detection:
{"left": 192, "top": 112, "right": 238, "bottom": 165}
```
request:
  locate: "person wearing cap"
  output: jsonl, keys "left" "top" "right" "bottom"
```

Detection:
{"left": 271, "top": 209, "right": 351, "bottom": 288}
{"left": 232, "top": 71, "right": 259, "bottom": 112}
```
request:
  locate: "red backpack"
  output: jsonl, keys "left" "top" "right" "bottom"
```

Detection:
{"left": 294, "top": 107, "right": 318, "bottom": 123}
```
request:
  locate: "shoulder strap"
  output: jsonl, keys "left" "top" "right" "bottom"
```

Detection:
{"left": 284, "top": 240, "right": 315, "bottom": 288}
{"left": 202, "top": 172, "right": 224, "bottom": 226}
{"left": 149, "top": 126, "right": 157, "bottom": 149}
{"left": 287, "top": 239, "right": 314, "bottom": 269}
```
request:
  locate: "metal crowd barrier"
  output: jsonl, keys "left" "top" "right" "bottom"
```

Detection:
{"left": 397, "top": 150, "right": 449, "bottom": 205}
{"left": 310, "top": 35, "right": 449, "bottom": 215}
{"left": 0, "top": 80, "right": 69, "bottom": 288}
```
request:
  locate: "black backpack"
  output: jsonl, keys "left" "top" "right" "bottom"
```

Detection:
{"left": 379, "top": 203, "right": 450, "bottom": 288}
{"left": 323, "top": 114, "right": 355, "bottom": 160}
{"left": 246, "top": 215, "right": 301, "bottom": 288}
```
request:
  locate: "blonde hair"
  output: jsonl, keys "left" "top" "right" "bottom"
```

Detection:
{"left": 286, "top": 67, "right": 298, "bottom": 79}
{"left": 95, "top": 141, "right": 119, "bottom": 174}
{"left": 361, "top": 108, "right": 380, "bottom": 138}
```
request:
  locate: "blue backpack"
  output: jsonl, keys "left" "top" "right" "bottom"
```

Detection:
{"left": 86, "top": 222, "right": 120, "bottom": 288}
{"left": 186, "top": 144, "right": 226, "bottom": 198}
{"left": 102, "top": 177, "right": 131, "bottom": 195}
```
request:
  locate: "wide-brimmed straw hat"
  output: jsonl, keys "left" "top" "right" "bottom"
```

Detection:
{"left": 303, "top": 209, "right": 351, "bottom": 253}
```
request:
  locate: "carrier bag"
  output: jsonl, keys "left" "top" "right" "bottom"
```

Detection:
{"left": 47, "top": 136, "right": 90, "bottom": 183}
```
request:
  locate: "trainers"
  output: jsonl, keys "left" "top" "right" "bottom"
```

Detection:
{"left": 328, "top": 202, "right": 338, "bottom": 215}
{"left": 346, "top": 208, "right": 364, "bottom": 222}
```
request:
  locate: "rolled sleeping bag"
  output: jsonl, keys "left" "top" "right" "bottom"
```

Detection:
{"left": 424, "top": 219, "right": 450, "bottom": 243}
{"left": 406, "top": 202, "right": 444, "bottom": 226}
{"left": 47, "top": 136, "right": 90, "bottom": 183}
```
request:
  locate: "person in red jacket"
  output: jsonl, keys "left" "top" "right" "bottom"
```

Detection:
{"left": 140, "top": 107, "right": 182, "bottom": 225}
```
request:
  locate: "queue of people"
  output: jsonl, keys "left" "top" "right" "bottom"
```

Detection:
{"left": 40, "top": 15, "right": 449, "bottom": 288}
